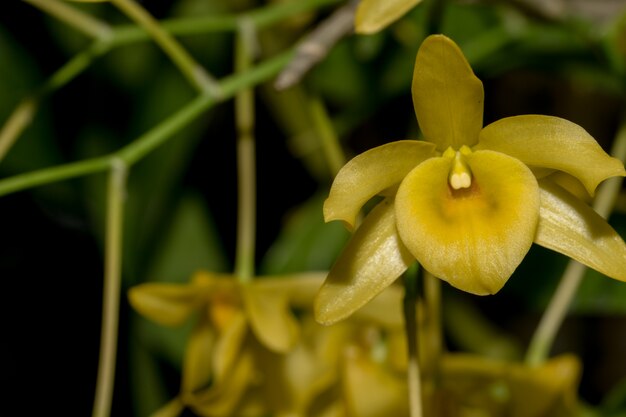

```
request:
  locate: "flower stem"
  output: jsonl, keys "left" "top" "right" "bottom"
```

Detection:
{"left": 525, "top": 122, "right": 626, "bottom": 366}
{"left": 234, "top": 26, "right": 257, "bottom": 283}
{"left": 3, "top": 0, "right": 336, "bottom": 163}
{"left": 110, "top": 0, "right": 220, "bottom": 95}
{"left": 0, "top": 50, "right": 294, "bottom": 198}
{"left": 404, "top": 267, "right": 424, "bottom": 417}
{"left": 24, "top": 0, "right": 112, "bottom": 40}
{"left": 92, "top": 159, "right": 127, "bottom": 417}
{"left": 308, "top": 96, "right": 345, "bottom": 177}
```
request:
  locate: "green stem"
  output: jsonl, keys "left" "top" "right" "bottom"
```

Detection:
{"left": 308, "top": 96, "right": 345, "bottom": 177}
{"left": 422, "top": 271, "right": 442, "bottom": 375}
{"left": 92, "top": 159, "right": 127, "bottom": 417}
{"left": 234, "top": 27, "right": 257, "bottom": 283}
{"left": 404, "top": 268, "right": 424, "bottom": 417}
{"left": 110, "top": 0, "right": 220, "bottom": 95}
{"left": 0, "top": 42, "right": 110, "bottom": 164}
{"left": 0, "top": 50, "right": 294, "bottom": 198}
{"left": 525, "top": 123, "right": 626, "bottom": 366}
{"left": 3, "top": 0, "right": 336, "bottom": 162}
{"left": 24, "top": 0, "right": 112, "bottom": 39}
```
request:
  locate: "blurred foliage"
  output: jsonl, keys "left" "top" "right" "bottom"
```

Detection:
{"left": 2, "top": 0, "right": 626, "bottom": 416}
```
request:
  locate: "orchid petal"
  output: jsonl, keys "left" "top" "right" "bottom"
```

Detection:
{"left": 212, "top": 312, "right": 248, "bottom": 383}
{"left": 477, "top": 115, "right": 626, "bottom": 195}
{"left": 343, "top": 347, "right": 409, "bottom": 417}
{"left": 242, "top": 283, "right": 299, "bottom": 353}
{"left": 127, "top": 283, "right": 200, "bottom": 327}
{"left": 324, "top": 140, "right": 435, "bottom": 230}
{"left": 355, "top": 0, "right": 423, "bottom": 34}
{"left": 324, "top": 140, "right": 436, "bottom": 230}
{"left": 191, "top": 348, "right": 255, "bottom": 417}
{"left": 150, "top": 397, "right": 185, "bottom": 417}
{"left": 535, "top": 180, "right": 626, "bottom": 282}
{"left": 395, "top": 150, "right": 539, "bottom": 295}
{"left": 412, "top": 34, "right": 484, "bottom": 151}
{"left": 182, "top": 319, "right": 215, "bottom": 393}
{"left": 315, "top": 199, "right": 414, "bottom": 325}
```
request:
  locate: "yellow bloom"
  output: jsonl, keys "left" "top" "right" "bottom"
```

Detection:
{"left": 316, "top": 34, "right": 626, "bottom": 324}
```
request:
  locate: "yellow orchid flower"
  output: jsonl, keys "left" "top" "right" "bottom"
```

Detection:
{"left": 354, "top": 0, "right": 423, "bottom": 34}
{"left": 128, "top": 270, "right": 327, "bottom": 417}
{"left": 316, "top": 34, "right": 626, "bottom": 325}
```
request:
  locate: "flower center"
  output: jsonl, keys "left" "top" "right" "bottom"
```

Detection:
{"left": 444, "top": 146, "right": 473, "bottom": 190}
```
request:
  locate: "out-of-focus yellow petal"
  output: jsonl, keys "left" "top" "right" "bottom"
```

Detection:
{"left": 190, "top": 348, "right": 255, "bottom": 417}
{"left": 535, "top": 180, "right": 626, "bottom": 282}
{"left": 315, "top": 199, "right": 414, "bottom": 325}
{"left": 150, "top": 397, "right": 185, "bottom": 417}
{"left": 128, "top": 283, "right": 200, "bottom": 327}
{"left": 440, "top": 354, "right": 581, "bottom": 417}
{"left": 342, "top": 346, "right": 409, "bottom": 417}
{"left": 354, "top": 0, "right": 423, "bottom": 34}
{"left": 396, "top": 150, "right": 539, "bottom": 295}
{"left": 254, "top": 272, "right": 327, "bottom": 309}
{"left": 242, "top": 283, "right": 299, "bottom": 353}
{"left": 350, "top": 284, "right": 405, "bottom": 329}
{"left": 324, "top": 140, "right": 436, "bottom": 230}
{"left": 182, "top": 320, "right": 215, "bottom": 394}
{"left": 412, "top": 35, "right": 484, "bottom": 151}
{"left": 477, "top": 115, "right": 626, "bottom": 195}
{"left": 212, "top": 312, "right": 248, "bottom": 383}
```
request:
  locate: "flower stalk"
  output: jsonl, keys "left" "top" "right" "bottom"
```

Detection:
{"left": 234, "top": 26, "right": 257, "bottom": 283}
{"left": 92, "top": 158, "right": 127, "bottom": 417}
{"left": 404, "top": 268, "right": 424, "bottom": 417}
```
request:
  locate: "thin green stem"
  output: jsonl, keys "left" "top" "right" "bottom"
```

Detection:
{"left": 2, "top": 0, "right": 335, "bottom": 162}
{"left": 525, "top": 123, "right": 626, "bottom": 366}
{"left": 92, "top": 159, "right": 127, "bottom": 417}
{"left": 308, "top": 96, "right": 345, "bottom": 177}
{"left": 404, "top": 268, "right": 424, "bottom": 417}
{"left": 110, "top": 0, "right": 220, "bottom": 95}
{"left": 0, "top": 41, "right": 110, "bottom": 164}
{"left": 422, "top": 271, "right": 442, "bottom": 375}
{"left": 234, "top": 26, "right": 257, "bottom": 283}
{"left": 24, "top": 0, "right": 112, "bottom": 40}
{"left": 0, "top": 50, "right": 294, "bottom": 198}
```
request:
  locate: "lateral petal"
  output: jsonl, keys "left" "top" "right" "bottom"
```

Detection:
{"left": 477, "top": 115, "right": 626, "bottom": 195}
{"left": 535, "top": 180, "right": 626, "bottom": 282}
{"left": 412, "top": 35, "right": 484, "bottom": 151}
{"left": 127, "top": 283, "right": 201, "bottom": 327}
{"left": 315, "top": 199, "right": 414, "bottom": 325}
{"left": 395, "top": 150, "right": 539, "bottom": 295}
{"left": 355, "top": 0, "right": 423, "bottom": 34}
{"left": 324, "top": 140, "right": 436, "bottom": 230}
{"left": 242, "top": 282, "right": 300, "bottom": 353}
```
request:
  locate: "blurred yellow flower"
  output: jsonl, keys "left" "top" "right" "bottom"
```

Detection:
{"left": 129, "top": 270, "right": 326, "bottom": 417}
{"left": 316, "top": 34, "right": 626, "bottom": 325}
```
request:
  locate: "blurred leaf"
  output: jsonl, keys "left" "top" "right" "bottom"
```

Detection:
{"left": 601, "top": 377, "right": 626, "bottom": 416}
{"left": 146, "top": 191, "right": 229, "bottom": 284}
{"left": 260, "top": 192, "right": 349, "bottom": 275}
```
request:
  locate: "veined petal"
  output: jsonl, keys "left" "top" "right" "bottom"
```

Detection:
{"left": 412, "top": 35, "right": 484, "bottom": 151}
{"left": 242, "top": 283, "right": 299, "bottom": 353}
{"left": 355, "top": 0, "right": 423, "bottom": 34}
{"left": 535, "top": 180, "right": 626, "bottom": 282}
{"left": 127, "top": 283, "right": 201, "bottom": 327}
{"left": 477, "top": 115, "right": 626, "bottom": 195}
{"left": 315, "top": 199, "right": 414, "bottom": 325}
{"left": 395, "top": 150, "right": 539, "bottom": 295}
{"left": 324, "top": 140, "right": 436, "bottom": 230}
